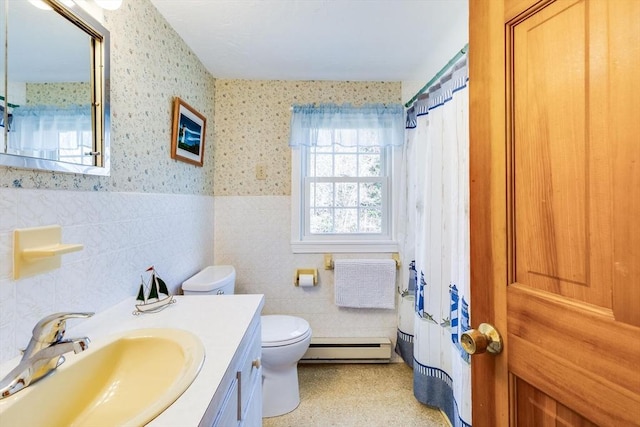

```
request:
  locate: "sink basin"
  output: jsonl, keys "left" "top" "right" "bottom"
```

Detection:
{"left": 0, "top": 328, "right": 205, "bottom": 426}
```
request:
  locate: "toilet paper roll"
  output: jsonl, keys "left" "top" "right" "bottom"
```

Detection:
{"left": 298, "top": 274, "right": 315, "bottom": 287}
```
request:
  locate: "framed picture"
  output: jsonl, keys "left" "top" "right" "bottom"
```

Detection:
{"left": 171, "top": 97, "right": 206, "bottom": 166}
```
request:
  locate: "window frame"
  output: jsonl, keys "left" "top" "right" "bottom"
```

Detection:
{"left": 291, "top": 144, "right": 400, "bottom": 254}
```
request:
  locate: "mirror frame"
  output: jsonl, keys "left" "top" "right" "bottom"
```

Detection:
{"left": 0, "top": 0, "right": 111, "bottom": 176}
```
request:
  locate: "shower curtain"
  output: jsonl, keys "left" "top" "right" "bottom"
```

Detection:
{"left": 396, "top": 55, "right": 471, "bottom": 427}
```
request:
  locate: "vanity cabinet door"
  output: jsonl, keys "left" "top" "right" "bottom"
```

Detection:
{"left": 240, "top": 369, "right": 263, "bottom": 427}
{"left": 238, "top": 322, "right": 262, "bottom": 423}
{"left": 212, "top": 377, "right": 239, "bottom": 427}
{"left": 207, "top": 315, "right": 262, "bottom": 427}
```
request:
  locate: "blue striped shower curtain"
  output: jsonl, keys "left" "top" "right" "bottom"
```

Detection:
{"left": 396, "top": 56, "right": 471, "bottom": 427}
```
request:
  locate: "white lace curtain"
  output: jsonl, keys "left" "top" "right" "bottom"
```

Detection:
{"left": 8, "top": 105, "right": 92, "bottom": 152}
{"left": 289, "top": 103, "right": 404, "bottom": 147}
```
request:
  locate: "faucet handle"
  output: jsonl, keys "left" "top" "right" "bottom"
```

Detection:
{"left": 32, "top": 312, "right": 94, "bottom": 343}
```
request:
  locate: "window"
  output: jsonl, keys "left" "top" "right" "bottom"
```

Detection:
{"left": 290, "top": 104, "right": 404, "bottom": 253}
{"left": 305, "top": 142, "right": 389, "bottom": 236}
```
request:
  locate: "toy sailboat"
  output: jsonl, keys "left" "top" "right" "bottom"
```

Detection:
{"left": 135, "top": 266, "right": 175, "bottom": 314}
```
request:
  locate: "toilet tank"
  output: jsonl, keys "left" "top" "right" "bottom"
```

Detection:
{"left": 182, "top": 265, "right": 236, "bottom": 295}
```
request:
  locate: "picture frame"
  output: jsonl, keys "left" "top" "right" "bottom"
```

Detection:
{"left": 170, "top": 97, "right": 206, "bottom": 166}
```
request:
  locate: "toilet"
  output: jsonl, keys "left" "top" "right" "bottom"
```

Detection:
{"left": 182, "top": 265, "right": 312, "bottom": 418}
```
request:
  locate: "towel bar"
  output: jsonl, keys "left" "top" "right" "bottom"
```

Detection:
{"left": 324, "top": 253, "right": 401, "bottom": 270}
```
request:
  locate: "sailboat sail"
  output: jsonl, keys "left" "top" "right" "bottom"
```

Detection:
{"left": 157, "top": 276, "right": 169, "bottom": 295}
{"left": 136, "top": 284, "right": 146, "bottom": 302}
{"left": 148, "top": 275, "right": 160, "bottom": 300}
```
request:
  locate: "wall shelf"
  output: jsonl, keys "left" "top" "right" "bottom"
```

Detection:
{"left": 13, "top": 225, "right": 83, "bottom": 279}
{"left": 21, "top": 243, "right": 83, "bottom": 260}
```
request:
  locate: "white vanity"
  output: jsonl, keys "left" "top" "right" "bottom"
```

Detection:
{"left": 7, "top": 294, "right": 266, "bottom": 426}
{"left": 202, "top": 313, "right": 263, "bottom": 426}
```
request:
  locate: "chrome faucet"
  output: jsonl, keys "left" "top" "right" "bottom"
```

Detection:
{"left": 0, "top": 312, "right": 93, "bottom": 399}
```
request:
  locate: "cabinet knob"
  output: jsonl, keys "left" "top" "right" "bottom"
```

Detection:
{"left": 252, "top": 358, "right": 261, "bottom": 369}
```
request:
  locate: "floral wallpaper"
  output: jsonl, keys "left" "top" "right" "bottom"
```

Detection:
{"left": 213, "top": 80, "right": 401, "bottom": 196}
{"left": 26, "top": 82, "right": 90, "bottom": 107}
{"left": 0, "top": 0, "right": 216, "bottom": 196}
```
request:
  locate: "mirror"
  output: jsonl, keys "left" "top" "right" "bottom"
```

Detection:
{"left": 0, "top": 0, "right": 110, "bottom": 176}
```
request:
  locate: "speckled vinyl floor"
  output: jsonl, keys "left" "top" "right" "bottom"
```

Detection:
{"left": 262, "top": 363, "right": 448, "bottom": 427}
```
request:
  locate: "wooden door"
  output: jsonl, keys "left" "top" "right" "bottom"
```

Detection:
{"left": 469, "top": 0, "right": 640, "bottom": 425}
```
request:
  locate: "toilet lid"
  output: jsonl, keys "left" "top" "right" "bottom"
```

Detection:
{"left": 261, "top": 315, "right": 311, "bottom": 347}
{"left": 182, "top": 265, "right": 235, "bottom": 292}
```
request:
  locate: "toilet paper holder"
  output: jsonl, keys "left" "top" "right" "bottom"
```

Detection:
{"left": 294, "top": 268, "right": 318, "bottom": 286}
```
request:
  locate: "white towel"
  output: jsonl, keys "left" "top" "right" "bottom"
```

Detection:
{"left": 334, "top": 259, "right": 396, "bottom": 309}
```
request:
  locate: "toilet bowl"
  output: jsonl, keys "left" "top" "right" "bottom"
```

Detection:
{"left": 261, "top": 315, "right": 312, "bottom": 417}
{"left": 182, "top": 266, "right": 312, "bottom": 418}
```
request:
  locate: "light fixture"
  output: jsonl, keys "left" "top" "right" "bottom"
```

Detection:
{"left": 93, "top": 0, "right": 122, "bottom": 10}
{"left": 28, "top": 0, "right": 76, "bottom": 10}
{"left": 28, "top": 0, "right": 52, "bottom": 10}
{"left": 29, "top": 0, "right": 122, "bottom": 11}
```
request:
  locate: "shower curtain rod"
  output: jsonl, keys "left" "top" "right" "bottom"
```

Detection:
{"left": 404, "top": 43, "right": 469, "bottom": 108}
{"left": 0, "top": 95, "right": 20, "bottom": 109}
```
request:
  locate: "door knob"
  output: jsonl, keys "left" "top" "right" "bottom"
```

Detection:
{"left": 460, "top": 323, "right": 503, "bottom": 355}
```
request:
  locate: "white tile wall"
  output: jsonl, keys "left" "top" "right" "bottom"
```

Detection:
{"left": 0, "top": 188, "right": 214, "bottom": 363}
{"left": 214, "top": 195, "right": 399, "bottom": 357}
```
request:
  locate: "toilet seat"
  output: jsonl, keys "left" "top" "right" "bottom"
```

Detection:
{"left": 262, "top": 315, "right": 311, "bottom": 347}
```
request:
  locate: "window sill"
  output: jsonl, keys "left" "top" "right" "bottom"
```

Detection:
{"left": 291, "top": 240, "right": 399, "bottom": 254}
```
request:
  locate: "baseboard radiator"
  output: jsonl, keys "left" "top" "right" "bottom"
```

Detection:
{"left": 300, "top": 337, "right": 392, "bottom": 363}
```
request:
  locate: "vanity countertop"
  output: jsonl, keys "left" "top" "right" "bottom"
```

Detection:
{"left": 0, "top": 294, "right": 265, "bottom": 427}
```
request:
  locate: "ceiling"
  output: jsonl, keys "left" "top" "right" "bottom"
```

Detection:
{"left": 149, "top": 0, "right": 468, "bottom": 82}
